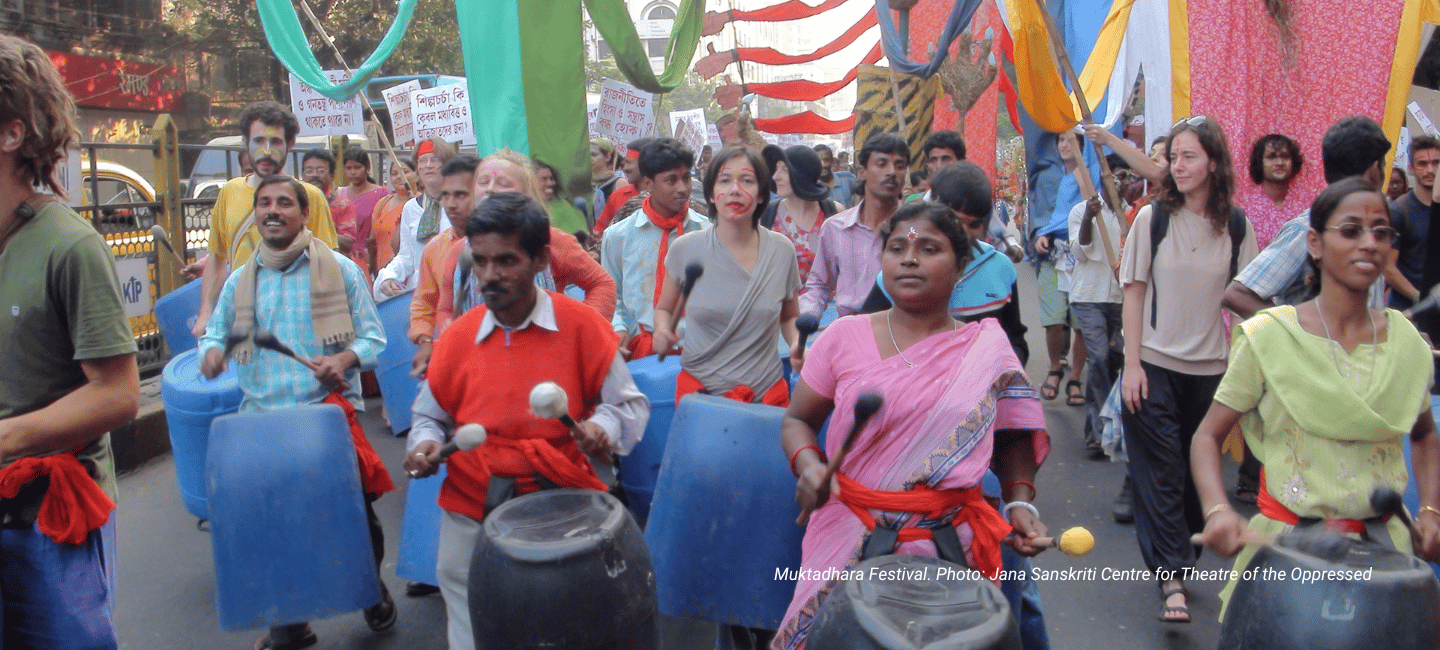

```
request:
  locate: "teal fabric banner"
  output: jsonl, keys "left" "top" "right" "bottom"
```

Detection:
{"left": 255, "top": 0, "right": 418, "bottom": 101}
{"left": 460, "top": 0, "right": 530, "bottom": 156}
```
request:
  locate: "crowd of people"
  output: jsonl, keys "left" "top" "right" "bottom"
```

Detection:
{"left": 9, "top": 26, "right": 1440, "bottom": 650}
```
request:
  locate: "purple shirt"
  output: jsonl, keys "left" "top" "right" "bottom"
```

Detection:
{"left": 800, "top": 202, "right": 883, "bottom": 318}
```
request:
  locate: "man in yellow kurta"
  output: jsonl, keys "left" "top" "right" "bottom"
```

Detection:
{"left": 192, "top": 101, "right": 338, "bottom": 337}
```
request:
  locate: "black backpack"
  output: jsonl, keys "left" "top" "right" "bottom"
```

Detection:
{"left": 1147, "top": 202, "right": 1248, "bottom": 328}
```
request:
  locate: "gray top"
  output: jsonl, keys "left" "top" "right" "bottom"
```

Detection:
{"left": 666, "top": 227, "right": 801, "bottom": 398}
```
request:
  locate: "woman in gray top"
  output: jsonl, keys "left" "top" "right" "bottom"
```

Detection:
{"left": 654, "top": 145, "right": 802, "bottom": 406}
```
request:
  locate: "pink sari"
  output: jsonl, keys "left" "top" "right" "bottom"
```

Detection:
{"left": 773, "top": 315, "right": 1048, "bottom": 650}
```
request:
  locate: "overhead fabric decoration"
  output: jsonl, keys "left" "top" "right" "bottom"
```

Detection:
{"left": 719, "top": 43, "right": 884, "bottom": 105}
{"left": 584, "top": 0, "right": 704, "bottom": 93}
{"left": 254, "top": 0, "right": 418, "bottom": 101}
{"left": 1073, "top": 0, "right": 1174, "bottom": 135}
{"left": 875, "top": 0, "right": 984, "bottom": 78}
{"left": 755, "top": 112, "right": 855, "bottom": 135}
{"left": 1387, "top": 0, "right": 1440, "bottom": 172}
{"left": 998, "top": 0, "right": 1080, "bottom": 132}
{"left": 703, "top": 0, "right": 848, "bottom": 32}
{"left": 694, "top": 13, "right": 877, "bottom": 76}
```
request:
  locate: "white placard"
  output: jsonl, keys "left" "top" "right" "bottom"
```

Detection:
{"left": 707, "top": 124, "right": 722, "bottom": 149}
{"left": 635, "top": 19, "right": 673, "bottom": 40}
{"left": 1398, "top": 125, "right": 1413, "bottom": 170}
{"left": 587, "top": 102, "right": 600, "bottom": 139}
{"left": 1409, "top": 101, "right": 1440, "bottom": 137}
{"left": 594, "top": 78, "right": 655, "bottom": 144}
{"left": 115, "top": 257, "right": 151, "bottom": 318}
{"left": 411, "top": 83, "right": 475, "bottom": 146}
{"left": 779, "top": 133, "right": 802, "bottom": 148}
{"left": 289, "top": 71, "right": 364, "bottom": 136}
{"left": 382, "top": 80, "right": 422, "bottom": 148}
{"left": 669, "top": 108, "right": 707, "bottom": 154}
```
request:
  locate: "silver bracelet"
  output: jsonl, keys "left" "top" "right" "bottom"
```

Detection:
{"left": 1001, "top": 500, "right": 1040, "bottom": 521}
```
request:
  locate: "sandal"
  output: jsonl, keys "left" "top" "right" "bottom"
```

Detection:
{"left": 254, "top": 625, "right": 317, "bottom": 650}
{"left": 1065, "top": 379, "right": 1085, "bottom": 407}
{"left": 1040, "top": 369, "right": 1064, "bottom": 400}
{"left": 1159, "top": 581, "right": 1191, "bottom": 624}
{"left": 363, "top": 583, "right": 398, "bottom": 632}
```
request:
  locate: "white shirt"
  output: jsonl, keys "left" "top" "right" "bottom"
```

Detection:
{"left": 371, "top": 194, "right": 428, "bottom": 302}
{"left": 1066, "top": 201, "right": 1123, "bottom": 304}
{"left": 407, "top": 290, "right": 651, "bottom": 455}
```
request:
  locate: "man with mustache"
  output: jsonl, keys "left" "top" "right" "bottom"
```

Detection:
{"left": 795, "top": 132, "right": 910, "bottom": 366}
{"left": 192, "top": 101, "right": 339, "bottom": 338}
{"left": 404, "top": 192, "right": 649, "bottom": 650}
{"left": 408, "top": 155, "right": 479, "bottom": 378}
{"left": 197, "top": 175, "right": 393, "bottom": 650}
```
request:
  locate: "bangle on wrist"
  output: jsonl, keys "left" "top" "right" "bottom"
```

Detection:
{"left": 1204, "top": 503, "right": 1233, "bottom": 520}
{"left": 1421, "top": 505, "right": 1440, "bottom": 520}
{"left": 1003, "top": 480, "right": 1036, "bottom": 501}
{"left": 789, "top": 444, "right": 825, "bottom": 477}
{"left": 1001, "top": 500, "right": 1040, "bottom": 521}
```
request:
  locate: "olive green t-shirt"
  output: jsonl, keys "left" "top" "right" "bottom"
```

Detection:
{"left": 0, "top": 201, "right": 136, "bottom": 510}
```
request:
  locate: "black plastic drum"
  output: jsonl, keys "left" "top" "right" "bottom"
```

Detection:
{"left": 807, "top": 555, "right": 1021, "bottom": 650}
{"left": 468, "top": 488, "right": 657, "bottom": 650}
{"left": 1220, "top": 531, "right": 1440, "bottom": 649}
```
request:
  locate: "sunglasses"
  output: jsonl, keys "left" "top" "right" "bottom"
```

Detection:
{"left": 1325, "top": 223, "right": 1397, "bottom": 245}
{"left": 1172, "top": 115, "right": 1208, "bottom": 129}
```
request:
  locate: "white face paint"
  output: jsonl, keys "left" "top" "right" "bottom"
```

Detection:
{"left": 247, "top": 124, "right": 289, "bottom": 178}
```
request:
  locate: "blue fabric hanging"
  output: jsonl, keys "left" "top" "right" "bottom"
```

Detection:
{"left": 873, "top": 0, "right": 984, "bottom": 78}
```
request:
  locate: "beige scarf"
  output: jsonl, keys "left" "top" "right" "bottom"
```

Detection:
{"left": 230, "top": 228, "right": 353, "bottom": 362}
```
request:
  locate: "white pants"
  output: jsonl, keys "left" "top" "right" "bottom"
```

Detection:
{"left": 438, "top": 510, "right": 484, "bottom": 650}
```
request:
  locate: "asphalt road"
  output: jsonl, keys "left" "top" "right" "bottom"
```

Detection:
{"left": 114, "top": 268, "right": 1245, "bottom": 649}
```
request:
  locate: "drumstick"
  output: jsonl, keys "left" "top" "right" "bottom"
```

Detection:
{"left": 1026, "top": 526, "right": 1095, "bottom": 556}
{"left": 529, "top": 381, "right": 616, "bottom": 484}
{"left": 658, "top": 263, "right": 704, "bottom": 361}
{"left": 1190, "top": 529, "right": 1273, "bottom": 546}
{"left": 150, "top": 225, "right": 188, "bottom": 267}
{"left": 795, "top": 314, "right": 819, "bottom": 351}
{"left": 425, "top": 423, "right": 487, "bottom": 465}
{"left": 797, "top": 393, "right": 883, "bottom": 525}
{"left": 1371, "top": 486, "right": 1423, "bottom": 547}
{"left": 253, "top": 329, "right": 351, "bottom": 391}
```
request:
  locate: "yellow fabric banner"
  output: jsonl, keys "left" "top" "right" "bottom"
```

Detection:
{"left": 1386, "top": 0, "right": 1440, "bottom": 172}
{"left": 1004, "top": 0, "right": 1081, "bottom": 132}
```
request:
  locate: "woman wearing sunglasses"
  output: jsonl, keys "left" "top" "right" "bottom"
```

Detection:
{"left": 1118, "top": 115, "right": 1258, "bottom": 623}
{"left": 1190, "top": 177, "right": 1440, "bottom": 618}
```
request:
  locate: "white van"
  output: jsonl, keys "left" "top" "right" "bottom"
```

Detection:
{"left": 185, "top": 133, "right": 372, "bottom": 200}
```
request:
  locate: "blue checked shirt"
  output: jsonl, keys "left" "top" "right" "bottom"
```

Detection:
{"left": 199, "top": 249, "right": 386, "bottom": 413}
{"left": 1234, "top": 211, "right": 1385, "bottom": 310}
{"left": 601, "top": 207, "right": 709, "bottom": 336}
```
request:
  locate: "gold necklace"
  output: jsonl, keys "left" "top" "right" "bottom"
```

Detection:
{"left": 887, "top": 309, "right": 957, "bottom": 368}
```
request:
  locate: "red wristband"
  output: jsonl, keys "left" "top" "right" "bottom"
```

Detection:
{"left": 789, "top": 444, "right": 825, "bottom": 477}
{"left": 1004, "top": 480, "right": 1036, "bottom": 499}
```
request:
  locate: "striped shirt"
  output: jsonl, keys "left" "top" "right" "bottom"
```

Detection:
{"left": 199, "top": 248, "right": 386, "bottom": 413}
{"left": 800, "top": 202, "right": 884, "bottom": 318}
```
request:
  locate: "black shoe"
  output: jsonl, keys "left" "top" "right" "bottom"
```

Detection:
{"left": 1112, "top": 482, "right": 1135, "bottom": 524}
{"left": 405, "top": 580, "right": 439, "bottom": 597}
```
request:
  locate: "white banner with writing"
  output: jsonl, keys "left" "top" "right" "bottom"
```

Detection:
{"left": 411, "top": 84, "right": 475, "bottom": 146}
{"left": 669, "top": 108, "right": 707, "bottom": 155}
{"left": 290, "top": 71, "right": 364, "bottom": 136}
{"left": 594, "top": 78, "right": 655, "bottom": 145}
{"left": 382, "top": 80, "right": 422, "bottom": 148}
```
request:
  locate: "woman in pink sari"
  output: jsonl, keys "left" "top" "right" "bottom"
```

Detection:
{"left": 777, "top": 201, "right": 1051, "bottom": 649}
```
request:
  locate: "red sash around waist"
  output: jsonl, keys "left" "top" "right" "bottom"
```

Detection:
{"left": 675, "top": 368, "right": 790, "bottom": 407}
{"left": 1256, "top": 467, "right": 1379, "bottom": 535}
{"left": 0, "top": 449, "right": 113, "bottom": 546}
{"left": 323, "top": 392, "right": 396, "bottom": 496}
{"left": 482, "top": 435, "right": 608, "bottom": 492}
{"left": 836, "top": 473, "right": 1010, "bottom": 583}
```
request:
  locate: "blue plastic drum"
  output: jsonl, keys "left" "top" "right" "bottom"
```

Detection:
{"left": 154, "top": 279, "right": 203, "bottom": 355}
{"left": 160, "top": 348, "right": 242, "bottom": 520}
{"left": 376, "top": 291, "right": 420, "bottom": 435}
{"left": 644, "top": 394, "right": 804, "bottom": 630}
{"left": 622, "top": 355, "right": 681, "bottom": 522}
{"left": 395, "top": 464, "right": 446, "bottom": 585}
{"left": 206, "top": 404, "right": 380, "bottom": 630}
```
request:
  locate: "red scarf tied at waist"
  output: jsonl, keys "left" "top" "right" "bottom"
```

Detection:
{"left": 482, "top": 436, "right": 608, "bottom": 492}
{"left": 643, "top": 196, "right": 687, "bottom": 306}
{"left": 1256, "top": 467, "right": 1379, "bottom": 535}
{"left": 676, "top": 368, "right": 790, "bottom": 407}
{"left": 323, "top": 392, "right": 396, "bottom": 496}
{"left": 836, "top": 473, "right": 1011, "bottom": 583}
{"left": 0, "top": 451, "right": 113, "bottom": 545}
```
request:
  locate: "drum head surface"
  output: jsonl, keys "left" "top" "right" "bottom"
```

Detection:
{"left": 483, "top": 489, "right": 625, "bottom": 562}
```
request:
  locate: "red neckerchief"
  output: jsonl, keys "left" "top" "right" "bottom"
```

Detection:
{"left": 643, "top": 196, "right": 687, "bottom": 306}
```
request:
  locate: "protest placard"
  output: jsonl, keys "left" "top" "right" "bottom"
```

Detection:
{"left": 382, "top": 80, "right": 422, "bottom": 148}
{"left": 411, "top": 83, "right": 475, "bottom": 146}
{"left": 594, "top": 78, "right": 655, "bottom": 144}
{"left": 289, "top": 71, "right": 364, "bottom": 136}
{"left": 669, "top": 108, "right": 707, "bottom": 154}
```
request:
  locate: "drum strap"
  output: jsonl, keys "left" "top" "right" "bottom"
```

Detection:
{"left": 859, "top": 522, "right": 970, "bottom": 569}
{"left": 483, "top": 474, "right": 562, "bottom": 516}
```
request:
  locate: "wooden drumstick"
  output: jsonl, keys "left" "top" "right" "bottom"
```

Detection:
{"left": 151, "top": 224, "right": 188, "bottom": 267}
{"left": 658, "top": 263, "right": 703, "bottom": 361}
{"left": 253, "top": 329, "right": 351, "bottom": 391}
{"left": 1027, "top": 526, "right": 1095, "bottom": 556}
{"left": 797, "top": 393, "right": 883, "bottom": 525}
{"left": 1190, "top": 529, "right": 1273, "bottom": 546}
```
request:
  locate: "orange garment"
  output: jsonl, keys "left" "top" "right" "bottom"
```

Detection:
{"left": 372, "top": 193, "right": 409, "bottom": 270}
{"left": 427, "top": 292, "right": 619, "bottom": 522}
{"left": 626, "top": 330, "right": 657, "bottom": 359}
{"left": 434, "top": 227, "right": 616, "bottom": 332}
{"left": 1256, "top": 467, "right": 1371, "bottom": 535}
{"left": 594, "top": 184, "right": 640, "bottom": 235}
{"left": 640, "top": 196, "right": 688, "bottom": 305}
{"left": 408, "top": 228, "right": 462, "bottom": 342}
{"left": 323, "top": 392, "right": 397, "bottom": 496}
{"left": 675, "top": 368, "right": 790, "bottom": 407}
{"left": 836, "top": 474, "right": 1011, "bottom": 583}
{"left": 0, "top": 451, "right": 113, "bottom": 545}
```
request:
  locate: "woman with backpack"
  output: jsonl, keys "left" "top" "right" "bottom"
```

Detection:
{"left": 1118, "top": 116, "right": 1258, "bottom": 624}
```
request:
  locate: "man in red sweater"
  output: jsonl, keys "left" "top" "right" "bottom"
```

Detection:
{"left": 403, "top": 192, "right": 649, "bottom": 650}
